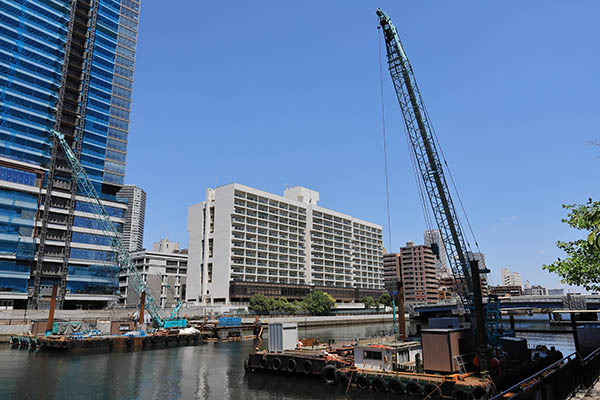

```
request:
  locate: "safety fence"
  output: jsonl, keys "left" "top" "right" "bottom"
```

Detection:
{"left": 491, "top": 346, "right": 600, "bottom": 400}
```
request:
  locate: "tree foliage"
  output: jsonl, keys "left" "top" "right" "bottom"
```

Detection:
{"left": 361, "top": 296, "right": 376, "bottom": 309}
{"left": 301, "top": 290, "right": 336, "bottom": 316}
{"left": 249, "top": 294, "right": 274, "bottom": 315}
{"left": 543, "top": 199, "right": 600, "bottom": 291}
{"left": 379, "top": 292, "right": 393, "bottom": 307}
{"left": 273, "top": 297, "right": 298, "bottom": 314}
{"left": 249, "top": 295, "right": 299, "bottom": 314}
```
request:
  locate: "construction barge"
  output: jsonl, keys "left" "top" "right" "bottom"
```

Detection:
{"left": 10, "top": 316, "right": 262, "bottom": 352}
{"left": 11, "top": 331, "right": 205, "bottom": 352}
{"left": 245, "top": 322, "right": 569, "bottom": 400}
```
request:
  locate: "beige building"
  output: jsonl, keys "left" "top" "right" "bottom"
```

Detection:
{"left": 383, "top": 252, "right": 401, "bottom": 293}
{"left": 399, "top": 241, "right": 439, "bottom": 304}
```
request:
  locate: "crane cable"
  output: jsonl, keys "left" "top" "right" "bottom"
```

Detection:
{"left": 378, "top": 27, "right": 434, "bottom": 238}
{"left": 378, "top": 28, "right": 393, "bottom": 252}
{"left": 422, "top": 102, "right": 481, "bottom": 253}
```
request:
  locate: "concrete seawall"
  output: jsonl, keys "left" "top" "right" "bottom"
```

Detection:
{"left": 251, "top": 314, "right": 396, "bottom": 328}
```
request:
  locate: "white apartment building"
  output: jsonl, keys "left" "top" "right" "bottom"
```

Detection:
{"left": 186, "top": 184, "right": 384, "bottom": 304}
{"left": 120, "top": 238, "right": 187, "bottom": 308}
{"left": 501, "top": 268, "right": 522, "bottom": 287}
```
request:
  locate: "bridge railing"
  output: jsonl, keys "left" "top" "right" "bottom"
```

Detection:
{"left": 491, "top": 346, "right": 600, "bottom": 400}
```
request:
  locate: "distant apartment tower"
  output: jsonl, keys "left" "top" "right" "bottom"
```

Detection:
{"left": 501, "top": 268, "right": 522, "bottom": 287}
{"left": 383, "top": 253, "right": 401, "bottom": 293}
{"left": 0, "top": 1, "right": 141, "bottom": 309}
{"left": 117, "top": 185, "right": 147, "bottom": 252}
{"left": 187, "top": 184, "right": 384, "bottom": 304}
{"left": 399, "top": 242, "right": 439, "bottom": 304}
{"left": 121, "top": 238, "right": 187, "bottom": 308}
{"left": 523, "top": 285, "right": 547, "bottom": 296}
{"left": 424, "top": 230, "right": 448, "bottom": 276}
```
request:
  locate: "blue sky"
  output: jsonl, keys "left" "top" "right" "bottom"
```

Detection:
{"left": 125, "top": 2, "right": 599, "bottom": 290}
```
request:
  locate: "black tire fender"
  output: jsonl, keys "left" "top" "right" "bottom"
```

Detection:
{"left": 406, "top": 381, "right": 422, "bottom": 396}
{"left": 244, "top": 358, "right": 256, "bottom": 373}
{"left": 372, "top": 376, "right": 387, "bottom": 391}
{"left": 286, "top": 358, "right": 297, "bottom": 373}
{"left": 321, "top": 364, "right": 337, "bottom": 384}
{"left": 356, "top": 375, "right": 370, "bottom": 390}
{"left": 388, "top": 378, "right": 404, "bottom": 394}
{"left": 259, "top": 357, "right": 267, "bottom": 369}
{"left": 302, "top": 360, "right": 313, "bottom": 375}
{"left": 271, "top": 357, "right": 282, "bottom": 371}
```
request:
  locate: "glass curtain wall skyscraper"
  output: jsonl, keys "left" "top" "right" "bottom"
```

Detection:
{"left": 0, "top": 0, "right": 140, "bottom": 309}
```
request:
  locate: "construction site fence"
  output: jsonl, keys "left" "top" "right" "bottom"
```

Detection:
{"left": 491, "top": 346, "right": 600, "bottom": 400}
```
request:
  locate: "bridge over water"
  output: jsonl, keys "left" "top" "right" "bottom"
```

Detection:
{"left": 413, "top": 294, "right": 600, "bottom": 315}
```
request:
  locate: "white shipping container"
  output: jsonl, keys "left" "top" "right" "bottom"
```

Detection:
{"left": 268, "top": 322, "right": 298, "bottom": 352}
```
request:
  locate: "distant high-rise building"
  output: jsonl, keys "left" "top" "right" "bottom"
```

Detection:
{"left": 424, "top": 230, "right": 448, "bottom": 276}
{"left": 0, "top": 1, "right": 141, "bottom": 309}
{"left": 399, "top": 241, "right": 439, "bottom": 304}
{"left": 501, "top": 268, "right": 522, "bottom": 287}
{"left": 117, "top": 185, "right": 146, "bottom": 252}
{"left": 383, "top": 253, "right": 401, "bottom": 294}
{"left": 466, "top": 251, "right": 489, "bottom": 295}
{"left": 186, "top": 184, "right": 384, "bottom": 304}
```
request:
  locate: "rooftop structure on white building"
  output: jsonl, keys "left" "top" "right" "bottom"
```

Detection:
{"left": 186, "top": 184, "right": 385, "bottom": 305}
{"left": 120, "top": 237, "right": 187, "bottom": 308}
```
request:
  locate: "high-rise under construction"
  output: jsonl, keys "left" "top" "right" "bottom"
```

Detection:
{"left": 0, "top": 0, "right": 141, "bottom": 309}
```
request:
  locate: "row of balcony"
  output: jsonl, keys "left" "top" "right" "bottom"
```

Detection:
{"left": 232, "top": 276, "right": 304, "bottom": 285}
{"left": 231, "top": 258, "right": 305, "bottom": 269}
{"left": 230, "top": 269, "right": 305, "bottom": 278}
{"left": 234, "top": 190, "right": 306, "bottom": 211}
{"left": 312, "top": 218, "right": 352, "bottom": 231}
{"left": 233, "top": 205, "right": 306, "bottom": 221}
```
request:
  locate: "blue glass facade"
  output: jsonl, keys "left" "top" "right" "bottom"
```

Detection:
{"left": 0, "top": 0, "right": 140, "bottom": 308}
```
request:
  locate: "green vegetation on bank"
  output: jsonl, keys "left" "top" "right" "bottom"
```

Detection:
{"left": 249, "top": 290, "right": 336, "bottom": 315}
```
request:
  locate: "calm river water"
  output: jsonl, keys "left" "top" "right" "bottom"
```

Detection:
{"left": 0, "top": 320, "right": 575, "bottom": 400}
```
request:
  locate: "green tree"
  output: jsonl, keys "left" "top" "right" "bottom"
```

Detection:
{"left": 543, "top": 199, "right": 600, "bottom": 291}
{"left": 301, "top": 290, "right": 336, "bottom": 316}
{"left": 361, "top": 296, "right": 376, "bottom": 309}
{"left": 273, "top": 297, "right": 297, "bottom": 314}
{"left": 249, "top": 294, "right": 274, "bottom": 315}
{"left": 379, "top": 292, "right": 393, "bottom": 307}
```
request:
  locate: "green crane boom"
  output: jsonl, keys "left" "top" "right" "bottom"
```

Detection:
{"left": 376, "top": 8, "right": 474, "bottom": 306}
{"left": 50, "top": 129, "right": 186, "bottom": 329}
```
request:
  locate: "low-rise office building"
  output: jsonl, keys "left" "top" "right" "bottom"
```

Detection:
{"left": 120, "top": 238, "right": 187, "bottom": 308}
{"left": 489, "top": 285, "right": 523, "bottom": 297}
